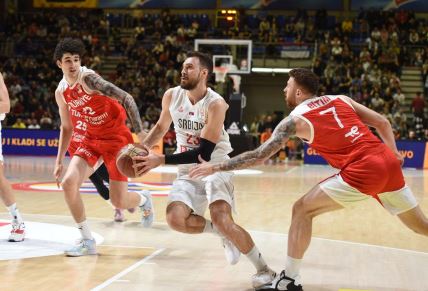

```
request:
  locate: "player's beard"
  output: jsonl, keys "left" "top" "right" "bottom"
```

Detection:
{"left": 286, "top": 91, "right": 297, "bottom": 109}
{"left": 180, "top": 75, "right": 200, "bottom": 90}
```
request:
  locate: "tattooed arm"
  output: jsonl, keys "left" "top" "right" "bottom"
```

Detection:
{"left": 189, "top": 116, "right": 299, "bottom": 178}
{"left": 83, "top": 73, "right": 146, "bottom": 140}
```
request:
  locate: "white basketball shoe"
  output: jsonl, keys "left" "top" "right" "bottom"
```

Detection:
{"left": 8, "top": 220, "right": 25, "bottom": 242}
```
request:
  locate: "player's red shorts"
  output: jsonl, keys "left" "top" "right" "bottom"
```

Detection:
{"left": 339, "top": 144, "right": 405, "bottom": 199}
{"left": 72, "top": 128, "right": 133, "bottom": 182}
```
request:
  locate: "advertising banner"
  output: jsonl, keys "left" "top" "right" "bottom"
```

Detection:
{"left": 221, "top": 0, "right": 342, "bottom": 10}
{"left": 98, "top": 0, "right": 216, "bottom": 9}
{"left": 351, "top": 0, "right": 428, "bottom": 11}
{"left": 304, "top": 141, "right": 427, "bottom": 169}
{"left": 2, "top": 129, "right": 60, "bottom": 156}
{"left": 33, "top": 0, "right": 97, "bottom": 8}
{"left": 1, "top": 129, "right": 164, "bottom": 157}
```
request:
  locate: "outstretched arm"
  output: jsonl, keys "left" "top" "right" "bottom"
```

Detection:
{"left": 83, "top": 73, "right": 146, "bottom": 141}
{"left": 189, "top": 116, "right": 297, "bottom": 178}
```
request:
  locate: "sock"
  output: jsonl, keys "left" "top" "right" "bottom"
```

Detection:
{"left": 203, "top": 219, "right": 218, "bottom": 234}
{"left": 138, "top": 191, "right": 148, "bottom": 207}
{"left": 77, "top": 221, "right": 93, "bottom": 240}
{"left": 246, "top": 246, "right": 267, "bottom": 272}
{"left": 285, "top": 256, "right": 302, "bottom": 284}
{"left": 7, "top": 203, "right": 23, "bottom": 224}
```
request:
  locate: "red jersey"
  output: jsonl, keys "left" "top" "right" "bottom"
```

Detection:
{"left": 56, "top": 66, "right": 129, "bottom": 140}
{"left": 55, "top": 67, "right": 133, "bottom": 181}
{"left": 291, "top": 95, "right": 382, "bottom": 169}
{"left": 291, "top": 95, "right": 404, "bottom": 196}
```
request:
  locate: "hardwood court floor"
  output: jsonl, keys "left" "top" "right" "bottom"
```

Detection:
{"left": 0, "top": 156, "right": 427, "bottom": 291}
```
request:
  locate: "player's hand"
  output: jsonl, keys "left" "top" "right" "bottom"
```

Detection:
{"left": 189, "top": 155, "right": 215, "bottom": 178}
{"left": 53, "top": 162, "right": 63, "bottom": 188}
{"left": 132, "top": 151, "right": 164, "bottom": 177}
{"left": 395, "top": 151, "right": 404, "bottom": 166}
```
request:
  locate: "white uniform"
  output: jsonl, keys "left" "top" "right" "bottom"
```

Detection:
{"left": 0, "top": 113, "right": 5, "bottom": 162}
{"left": 168, "top": 86, "right": 235, "bottom": 215}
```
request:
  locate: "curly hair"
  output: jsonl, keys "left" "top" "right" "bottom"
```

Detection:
{"left": 53, "top": 38, "right": 85, "bottom": 62}
{"left": 289, "top": 68, "right": 319, "bottom": 95}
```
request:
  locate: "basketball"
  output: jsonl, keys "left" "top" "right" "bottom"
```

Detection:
{"left": 116, "top": 143, "right": 148, "bottom": 178}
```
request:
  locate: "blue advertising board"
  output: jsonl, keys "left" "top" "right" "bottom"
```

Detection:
{"left": 221, "top": 0, "right": 342, "bottom": 10}
{"left": 2, "top": 129, "right": 60, "bottom": 156}
{"left": 304, "top": 141, "right": 426, "bottom": 169}
{"left": 351, "top": 0, "right": 428, "bottom": 11}
{"left": 98, "top": 0, "right": 216, "bottom": 8}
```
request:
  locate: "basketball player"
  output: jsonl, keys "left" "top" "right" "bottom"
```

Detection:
{"left": 189, "top": 68, "right": 428, "bottom": 291}
{"left": 53, "top": 38, "right": 153, "bottom": 256}
{"left": 68, "top": 110, "right": 133, "bottom": 222}
{"left": 0, "top": 72, "right": 25, "bottom": 242}
{"left": 133, "top": 52, "right": 275, "bottom": 289}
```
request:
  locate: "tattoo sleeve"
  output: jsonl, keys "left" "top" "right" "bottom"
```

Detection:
{"left": 84, "top": 73, "right": 143, "bottom": 133}
{"left": 215, "top": 117, "right": 296, "bottom": 171}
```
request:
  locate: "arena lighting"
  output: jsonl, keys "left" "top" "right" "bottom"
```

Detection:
{"left": 251, "top": 67, "right": 292, "bottom": 73}
{"left": 226, "top": 16, "right": 233, "bottom": 21}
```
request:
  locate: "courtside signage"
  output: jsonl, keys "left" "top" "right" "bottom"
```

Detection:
{"left": 304, "top": 141, "right": 427, "bottom": 168}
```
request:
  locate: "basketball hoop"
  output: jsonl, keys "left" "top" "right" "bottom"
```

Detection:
{"left": 214, "top": 66, "right": 229, "bottom": 83}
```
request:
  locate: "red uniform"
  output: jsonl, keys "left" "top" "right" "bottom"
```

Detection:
{"left": 56, "top": 66, "right": 132, "bottom": 181}
{"left": 291, "top": 95, "right": 405, "bottom": 201}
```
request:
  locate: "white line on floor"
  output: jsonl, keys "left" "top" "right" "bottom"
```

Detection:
{"left": 91, "top": 248, "right": 165, "bottom": 291}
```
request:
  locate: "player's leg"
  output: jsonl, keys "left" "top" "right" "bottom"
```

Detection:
{"left": 209, "top": 200, "right": 275, "bottom": 288}
{"left": 61, "top": 156, "right": 97, "bottom": 256}
{"left": 89, "top": 163, "right": 127, "bottom": 222}
{"left": 261, "top": 183, "right": 343, "bottom": 291}
{"left": 103, "top": 146, "right": 154, "bottom": 226}
{"left": 166, "top": 178, "right": 209, "bottom": 233}
{"left": 89, "top": 163, "right": 109, "bottom": 200}
{"left": 379, "top": 186, "right": 428, "bottom": 236}
{"left": 0, "top": 160, "right": 25, "bottom": 242}
{"left": 398, "top": 206, "right": 428, "bottom": 236}
{"left": 109, "top": 180, "right": 154, "bottom": 227}
{"left": 166, "top": 201, "right": 206, "bottom": 233}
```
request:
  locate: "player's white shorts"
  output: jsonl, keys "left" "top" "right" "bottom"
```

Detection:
{"left": 320, "top": 174, "right": 418, "bottom": 215}
{"left": 169, "top": 171, "right": 235, "bottom": 216}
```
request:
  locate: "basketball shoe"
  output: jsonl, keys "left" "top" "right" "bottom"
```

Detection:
{"left": 65, "top": 238, "right": 97, "bottom": 257}
{"left": 255, "top": 270, "right": 303, "bottom": 291}
{"left": 8, "top": 220, "right": 25, "bottom": 242}
{"left": 139, "top": 190, "right": 154, "bottom": 228}
{"left": 114, "top": 209, "right": 125, "bottom": 222}
{"left": 222, "top": 237, "right": 240, "bottom": 265}
{"left": 252, "top": 266, "right": 276, "bottom": 289}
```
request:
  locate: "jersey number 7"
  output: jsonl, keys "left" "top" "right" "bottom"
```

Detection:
{"left": 319, "top": 106, "right": 344, "bottom": 128}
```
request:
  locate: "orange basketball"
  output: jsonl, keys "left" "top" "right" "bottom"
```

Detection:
{"left": 116, "top": 143, "right": 148, "bottom": 178}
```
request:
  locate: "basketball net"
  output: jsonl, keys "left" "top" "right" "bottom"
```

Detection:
{"left": 214, "top": 66, "right": 229, "bottom": 83}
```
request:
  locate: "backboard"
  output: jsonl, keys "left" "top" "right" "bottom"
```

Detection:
{"left": 194, "top": 39, "right": 252, "bottom": 74}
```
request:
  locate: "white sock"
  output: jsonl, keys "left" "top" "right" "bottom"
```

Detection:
{"left": 203, "top": 219, "right": 218, "bottom": 234}
{"left": 138, "top": 192, "right": 147, "bottom": 207}
{"left": 7, "top": 203, "right": 23, "bottom": 224}
{"left": 77, "top": 221, "right": 93, "bottom": 240}
{"left": 285, "top": 256, "right": 302, "bottom": 284}
{"left": 246, "top": 246, "right": 267, "bottom": 272}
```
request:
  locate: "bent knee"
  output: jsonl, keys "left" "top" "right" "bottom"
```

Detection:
{"left": 166, "top": 209, "right": 186, "bottom": 231}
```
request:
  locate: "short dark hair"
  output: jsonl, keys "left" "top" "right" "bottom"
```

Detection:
{"left": 289, "top": 68, "right": 319, "bottom": 95}
{"left": 53, "top": 38, "right": 85, "bottom": 62}
{"left": 187, "top": 51, "right": 213, "bottom": 76}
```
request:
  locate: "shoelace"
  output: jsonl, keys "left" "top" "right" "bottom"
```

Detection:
{"left": 275, "top": 271, "right": 294, "bottom": 289}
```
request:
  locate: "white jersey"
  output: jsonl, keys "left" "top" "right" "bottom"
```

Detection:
{"left": 169, "top": 86, "right": 233, "bottom": 175}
